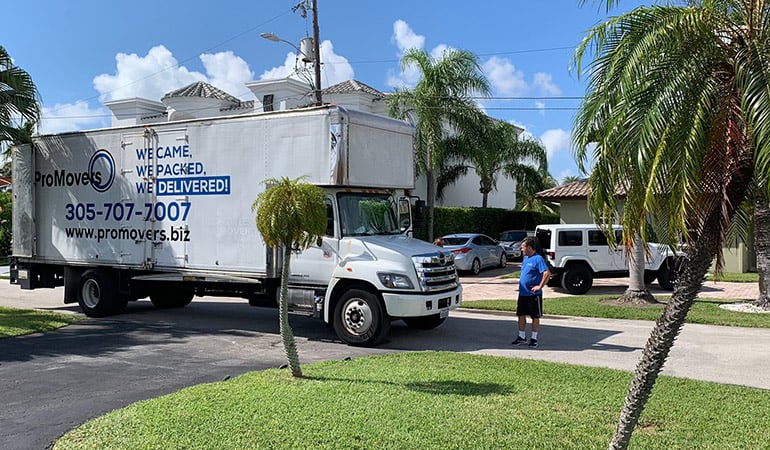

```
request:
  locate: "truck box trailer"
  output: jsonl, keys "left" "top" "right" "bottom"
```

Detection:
{"left": 10, "top": 105, "right": 462, "bottom": 346}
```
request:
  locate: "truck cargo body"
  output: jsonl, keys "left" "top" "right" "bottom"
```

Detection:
{"left": 11, "top": 105, "right": 462, "bottom": 346}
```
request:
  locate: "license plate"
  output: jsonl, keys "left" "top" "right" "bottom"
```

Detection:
{"left": 440, "top": 309, "right": 449, "bottom": 318}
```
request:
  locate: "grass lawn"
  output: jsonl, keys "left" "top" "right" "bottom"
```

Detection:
{"left": 464, "top": 296, "right": 770, "bottom": 328}
{"left": 0, "top": 306, "right": 82, "bottom": 338}
{"left": 53, "top": 352, "right": 770, "bottom": 450}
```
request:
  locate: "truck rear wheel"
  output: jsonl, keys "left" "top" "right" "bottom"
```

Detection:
{"left": 333, "top": 288, "right": 390, "bottom": 347}
{"left": 403, "top": 314, "right": 446, "bottom": 330}
{"left": 78, "top": 269, "right": 125, "bottom": 317}
{"left": 150, "top": 288, "right": 195, "bottom": 309}
{"left": 561, "top": 264, "right": 593, "bottom": 295}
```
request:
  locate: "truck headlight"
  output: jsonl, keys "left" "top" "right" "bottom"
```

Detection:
{"left": 378, "top": 273, "right": 414, "bottom": 289}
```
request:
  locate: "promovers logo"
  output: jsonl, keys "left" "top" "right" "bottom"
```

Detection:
{"left": 35, "top": 149, "right": 116, "bottom": 192}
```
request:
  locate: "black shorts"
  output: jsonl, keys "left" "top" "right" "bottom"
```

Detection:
{"left": 516, "top": 294, "right": 543, "bottom": 318}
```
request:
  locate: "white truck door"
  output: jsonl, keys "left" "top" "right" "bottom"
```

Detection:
{"left": 587, "top": 229, "right": 625, "bottom": 271}
{"left": 122, "top": 128, "right": 189, "bottom": 269}
{"left": 289, "top": 197, "right": 339, "bottom": 286}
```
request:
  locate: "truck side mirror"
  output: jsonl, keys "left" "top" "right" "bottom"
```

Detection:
{"left": 413, "top": 200, "right": 426, "bottom": 229}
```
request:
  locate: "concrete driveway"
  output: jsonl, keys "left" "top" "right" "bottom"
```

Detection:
{"left": 1, "top": 275, "right": 768, "bottom": 449}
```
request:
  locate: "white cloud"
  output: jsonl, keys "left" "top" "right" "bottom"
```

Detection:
{"left": 392, "top": 19, "right": 425, "bottom": 53}
{"left": 532, "top": 72, "right": 562, "bottom": 95}
{"left": 200, "top": 51, "right": 254, "bottom": 98}
{"left": 387, "top": 21, "right": 461, "bottom": 89}
{"left": 93, "top": 45, "right": 258, "bottom": 103}
{"left": 259, "top": 40, "right": 354, "bottom": 89}
{"left": 93, "top": 45, "right": 205, "bottom": 102}
{"left": 483, "top": 57, "right": 528, "bottom": 96}
{"left": 40, "top": 101, "right": 109, "bottom": 134}
{"left": 539, "top": 128, "right": 571, "bottom": 160}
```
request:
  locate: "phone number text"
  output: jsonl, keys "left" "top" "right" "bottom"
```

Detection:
{"left": 64, "top": 202, "right": 191, "bottom": 222}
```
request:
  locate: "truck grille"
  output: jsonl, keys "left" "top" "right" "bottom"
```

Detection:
{"left": 412, "top": 251, "right": 459, "bottom": 292}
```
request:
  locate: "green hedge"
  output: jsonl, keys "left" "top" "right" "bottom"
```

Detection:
{"left": 0, "top": 191, "right": 10, "bottom": 257}
{"left": 413, "top": 206, "right": 558, "bottom": 241}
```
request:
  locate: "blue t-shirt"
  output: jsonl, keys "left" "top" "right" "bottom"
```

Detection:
{"left": 519, "top": 253, "right": 549, "bottom": 296}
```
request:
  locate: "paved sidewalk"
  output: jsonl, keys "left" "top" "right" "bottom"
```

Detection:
{"left": 461, "top": 265, "right": 760, "bottom": 301}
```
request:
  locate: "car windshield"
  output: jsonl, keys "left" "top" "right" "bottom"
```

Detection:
{"left": 442, "top": 237, "right": 470, "bottom": 246}
{"left": 338, "top": 193, "right": 401, "bottom": 237}
{"left": 500, "top": 231, "right": 527, "bottom": 241}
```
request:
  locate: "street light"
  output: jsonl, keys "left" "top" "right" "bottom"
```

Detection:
{"left": 260, "top": 32, "right": 322, "bottom": 105}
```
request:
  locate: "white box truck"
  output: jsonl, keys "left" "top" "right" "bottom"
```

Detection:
{"left": 10, "top": 105, "right": 462, "bottom": 346}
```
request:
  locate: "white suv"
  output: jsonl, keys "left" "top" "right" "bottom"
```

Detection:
{"left": 534, "top": 224, "right": 679, "bottom": 295}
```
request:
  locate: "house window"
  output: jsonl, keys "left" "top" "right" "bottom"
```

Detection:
{"left": 262, "top": 94, "right": 274, "bottom": 112}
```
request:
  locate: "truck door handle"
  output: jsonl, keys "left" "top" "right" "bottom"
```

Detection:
{"left": 589, "top": 249, "right": 598, "bottom": 252}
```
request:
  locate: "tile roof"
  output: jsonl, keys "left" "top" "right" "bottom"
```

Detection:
{"left": 162, "top": 81, "right": 241, "bottom": 105}
{"left": 536, "top": 179, "right": 627, "bottom": 200}
{"left": 322, "top": 79, "right": 385, "bottom": 98}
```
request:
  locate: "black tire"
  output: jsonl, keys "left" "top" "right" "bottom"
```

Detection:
{"left": 77, "top": 269, "right": 124, "bottom": 317}
{"left": 644, "top": 270, "right": 657, "bottom": 285}
{"left": 561, "top": 264, "right": 593, "bottom": 295}
{"left": 150, "top": 288, "right": 195, "bottom": 309}
{"left": 403, "top": 314, "right": 446, "bottom": 330}
{"left": 657, "top": 259, "right": 677, "bottom": 291}
{"left": 333, "top": 288, "right": 390, "bottom": 346}
{"left": 470, "top": 258, "right": 482, "bottom": 275}
{"left": 546, "top": 275, "right": 560, "bottom": 288}
{"left": 498, "top": 253, "right": 507, "bottom": 268}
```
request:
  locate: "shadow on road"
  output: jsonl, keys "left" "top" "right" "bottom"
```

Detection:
{"left": 1, "top": 298, "right": 639, "bottom": 363}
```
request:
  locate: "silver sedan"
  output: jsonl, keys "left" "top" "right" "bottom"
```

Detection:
{"left": 440, "top": 233, "right": 507, "bottom": 275}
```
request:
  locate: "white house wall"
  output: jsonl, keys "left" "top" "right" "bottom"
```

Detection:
{"left": 413, "top": 173, "right": 517, "bottom": 209}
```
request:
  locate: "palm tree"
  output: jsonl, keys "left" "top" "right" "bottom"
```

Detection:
{"left": 516, "top": 165, "right": 558, "bottom": 213}
{"left": 0, "top": 46, "right": 40, "bottom": 156}
{"left": 252, "top": 176, "right": 327, "bottom": 377}
{"left": 573, "top": 1, "right": 770, "bottom": 448}
{"left": 754, "top": 191, "right": 770, "bottom": 308}
{"left": 439, "top": 117, "right": 548, "bottom": 208}
{"left": 561, "top": 175, "right": 583, "bottom": 184}
{"left": 387, "top": 48, "right": 490, "bottom": 241}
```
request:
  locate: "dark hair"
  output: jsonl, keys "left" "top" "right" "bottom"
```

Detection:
{"left": 523, "top": 236, "right": 538, "bottom": 251}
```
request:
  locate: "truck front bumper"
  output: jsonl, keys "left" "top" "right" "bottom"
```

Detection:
{"left": 382, "top": 285, "right": 462, "bottom": 318}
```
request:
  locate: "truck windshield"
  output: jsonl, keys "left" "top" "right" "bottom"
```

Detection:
{"left": 338, "top": 193, "right": 401, "bottom": 237}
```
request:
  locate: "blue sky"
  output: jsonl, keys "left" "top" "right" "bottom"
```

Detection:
{"left": 3, "top": 1, "right": 643, "bottom": 182}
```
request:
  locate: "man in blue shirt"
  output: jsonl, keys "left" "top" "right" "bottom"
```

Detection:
{"left": 512, "top": 237, "right": 550, "bottom": 348}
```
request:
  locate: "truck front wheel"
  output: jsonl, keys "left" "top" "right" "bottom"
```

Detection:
{"left": 78, "top": 269, "right": 125, "bottom": 317}
{"left": 561, "top": 265, "right": 593, "bottom": 295}
{"left": 333, "top": 288, "right": 390, "bottom": 347}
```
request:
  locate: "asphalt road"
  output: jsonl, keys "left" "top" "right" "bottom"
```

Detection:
{"left": 2, "top": 279, "right": 769, "bottom": 449}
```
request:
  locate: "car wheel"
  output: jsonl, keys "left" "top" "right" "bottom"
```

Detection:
{"left": 471, "top": 258, "right": 481, "bottom": 275}
{"left": 561, "top": 264, "right": 593, "bottom": 295}
{"left": 644, "top": 270, "right": 657, "bottom": 285}
{"left": 78, "top": 269, "right": 125, "bottom": 317}
{"left": 657, "top": 258, "right": 677, "bottom": 291}
{"left": 498, "top": 253, "right": 507, "bottom": 268}
{"left": 402, "top": 314, "right": 446, "bottom": 330}
{"left": 333, "top": 288, "right": 390, "bottom": 346}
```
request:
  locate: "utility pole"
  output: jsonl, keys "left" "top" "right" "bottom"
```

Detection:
{"left": 311, "top": 0, "right": 322, "bottom": 105}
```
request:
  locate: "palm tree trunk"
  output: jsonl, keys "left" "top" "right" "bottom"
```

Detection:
{"left": 609, "top": 236, "right": 719, "bottom": 449}
{"left": 427, "top": 169, "right": 435, "bottom": 243}
{"left": 279, "top": 246, "right": 302, "bottom": 377}
{"left": 619, "top": 233, "right": 656, "bottom": 304}
{"left": 754, "top": 192, "right": 770, "bottom": 309}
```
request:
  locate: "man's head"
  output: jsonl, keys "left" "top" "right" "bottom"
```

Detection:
{"left": 520, "top": 237, "right": 538, "bottom": 257}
